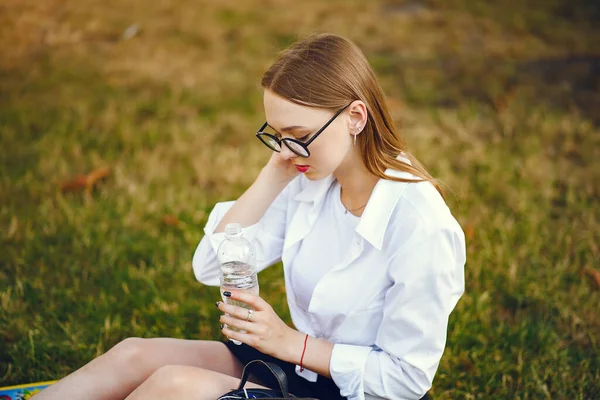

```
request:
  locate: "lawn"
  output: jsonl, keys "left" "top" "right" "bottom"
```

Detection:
{"left": 1, "top": 0, "right": 599, "bottom": 398}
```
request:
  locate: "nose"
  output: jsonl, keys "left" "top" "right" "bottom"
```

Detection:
{"left": 279, "top": 143, "right": 297, "bottom": 160}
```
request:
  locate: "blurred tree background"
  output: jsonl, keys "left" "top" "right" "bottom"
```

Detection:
{"left": 1, "top": 0, "right": 599, "bottom": 398}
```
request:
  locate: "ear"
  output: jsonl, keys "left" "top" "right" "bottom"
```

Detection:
{"left": 347, "top": 100, "right": 368, "bottom": 132}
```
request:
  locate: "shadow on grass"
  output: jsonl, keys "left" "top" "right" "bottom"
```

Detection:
{"left": 517, "top": 56, "right": 600, "bottom": 124}
{"left": 375, "top": 54, "right": 600, "bottom": 124}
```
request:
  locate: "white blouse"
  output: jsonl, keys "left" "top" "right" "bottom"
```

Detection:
{"left": 291, "top": 181, "right": 359, "bottom": 312}
{"left": 193, "top": 165, "right": 466, "bottom": 400}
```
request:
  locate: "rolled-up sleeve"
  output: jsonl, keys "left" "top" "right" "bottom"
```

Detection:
{"left": 192, "top": 181, "right": 293, "bottom": 286}
{"left": 330, "top": 226, "right": 466, "bottom": 400}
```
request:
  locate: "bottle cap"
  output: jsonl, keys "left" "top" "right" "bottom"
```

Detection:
{"left": 224, "top": 223, "right": 242, "bottom": 236}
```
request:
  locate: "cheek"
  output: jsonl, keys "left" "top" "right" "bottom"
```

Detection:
{"left": 325, "top": 129, "right": 351, "bottom": 158}
{"left": 321, "top": 124, "right": 349, "bottom": 151}
{"left": 307, "top": 132, "right": 349, "bottom": 166}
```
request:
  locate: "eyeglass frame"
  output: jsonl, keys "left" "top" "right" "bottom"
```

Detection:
{"left": 255, "top": 102, "right": 352, "bottom": 158}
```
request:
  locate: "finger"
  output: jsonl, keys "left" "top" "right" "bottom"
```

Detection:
{"left": 223, "top": 291, "right": 269, "bottom": 311}
{"left": 222, "top": 326, "right": 259, "bottom": 348}
{"left": 220, "top": 314, "right": 257, "bottom": 334}
{"left": 217, "top": 302, "right": 258, "bottom": 321}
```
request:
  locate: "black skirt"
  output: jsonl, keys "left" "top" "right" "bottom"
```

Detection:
{"left": 224, "top": 341, "right": 430, "bottom": 400}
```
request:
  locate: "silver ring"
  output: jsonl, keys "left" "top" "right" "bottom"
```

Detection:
{"left": 246, "top": 309, "right": 254, "bottom": 322}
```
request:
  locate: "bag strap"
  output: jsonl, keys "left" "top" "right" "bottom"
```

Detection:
{"left": 236, "top": 360, "right": 290, "bottom": 398}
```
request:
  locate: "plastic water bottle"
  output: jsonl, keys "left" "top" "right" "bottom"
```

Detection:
{"left": 217, "top": 223, "right": 259, "bottom": 345}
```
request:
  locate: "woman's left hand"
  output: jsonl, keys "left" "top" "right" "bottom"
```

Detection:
{"left": 216, "top": 291, "right": 298, "bottom": 359}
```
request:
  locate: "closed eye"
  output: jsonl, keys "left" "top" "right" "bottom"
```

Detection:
{"left": 272, "top": 128, "right": 310, "bottom": 142}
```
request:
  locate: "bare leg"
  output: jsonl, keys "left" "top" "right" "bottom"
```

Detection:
{"left": 32, "top": 338, "right": 244, "bottom": 400}
{"left": 125, "top": 365, "right": 272, "bottom": 400}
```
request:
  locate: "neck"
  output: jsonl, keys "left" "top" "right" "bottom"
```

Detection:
{"left": 334, "top": 153, "right": 379, "bottom": 213}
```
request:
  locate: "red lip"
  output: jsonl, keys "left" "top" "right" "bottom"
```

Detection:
{"left": 295, "top": 165, "right": 310, "bottom": 173}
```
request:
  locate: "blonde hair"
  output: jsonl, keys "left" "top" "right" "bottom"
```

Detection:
{"left": 261, "top": 33, "right": 443, "bottom": 196}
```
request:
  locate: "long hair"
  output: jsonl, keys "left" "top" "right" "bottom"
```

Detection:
{"left": 261, "top": 33, "right": 443, "bottom": 196}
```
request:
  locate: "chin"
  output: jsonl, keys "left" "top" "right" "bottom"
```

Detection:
{"left": 303, "top": 170, "right": 329, "bottom": 181}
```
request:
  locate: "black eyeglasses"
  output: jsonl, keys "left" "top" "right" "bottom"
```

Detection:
{"left": 255, "top": 103, "right": 351, "bottom": 158}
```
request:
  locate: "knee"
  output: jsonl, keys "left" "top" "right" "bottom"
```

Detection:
{"left": 144, "top": 365, "right": 203, "bottom": 396}
{"left": 105, "top": 337, "right": 147, "bottom": 368}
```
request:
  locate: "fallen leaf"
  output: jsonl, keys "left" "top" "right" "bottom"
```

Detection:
{"left": 583, "top": 267, "right": 600, "bottom": 289}
{"left": 464, "top": 224, "right": 475, "bottom": 240}
{"left": 58, "top": 175, "right": 88, "bottom": 192}
{"left": 85, "top": 167, "right": 111, "bottom": 194}
{"left": 58, "top": 167, "right": 111, "bottom": 194}
{"left": 162, "top": 215, "right": 180, "bottom": 227}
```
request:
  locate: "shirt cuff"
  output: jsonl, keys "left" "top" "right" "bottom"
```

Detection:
{"left": 329, "top": 343, "right": 373, "bottom": 400}
{"left": 294, "top": 365, "right": 318, "bottom": 382}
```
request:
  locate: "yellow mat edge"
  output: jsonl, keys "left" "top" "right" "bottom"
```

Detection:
{"left": 0, "top": 381, "right": 57, "bottom": 391}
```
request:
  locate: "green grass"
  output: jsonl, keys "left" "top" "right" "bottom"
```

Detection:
{"left": 1, "top": 0, "right": 599, "bottom": 398}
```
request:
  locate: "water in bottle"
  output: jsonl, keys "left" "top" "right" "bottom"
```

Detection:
{"left": 217, "top": 223, "right": 259, "bottom": 345}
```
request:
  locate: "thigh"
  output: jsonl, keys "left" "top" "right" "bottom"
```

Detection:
{"left": 34, "top": 339, "right": 246, "bottom": 400}
{"left": 116, "top": 338, "right": 245, "bottom": 378}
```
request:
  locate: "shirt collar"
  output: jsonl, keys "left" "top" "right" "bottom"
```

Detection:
{"left": 355, "top": 168, "right": 413, "bottom": 250}
{"left": 292, "top": 163, "right": 416, "bottom": 251}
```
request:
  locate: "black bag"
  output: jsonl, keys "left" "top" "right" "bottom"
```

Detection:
{"left": 217, "top": 359, "right": 319, "bottom": 400}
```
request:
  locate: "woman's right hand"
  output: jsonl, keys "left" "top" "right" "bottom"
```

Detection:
{"left": 261, "top": 152, "right": 301, "bottom": 185}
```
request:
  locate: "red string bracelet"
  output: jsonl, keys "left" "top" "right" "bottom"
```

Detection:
{"left": 299, "top": 334, "right": 309, "bottom": 372}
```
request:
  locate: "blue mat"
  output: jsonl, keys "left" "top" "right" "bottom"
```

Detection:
{"left": 0, "top": 381, "right": 56, "bottom": 399}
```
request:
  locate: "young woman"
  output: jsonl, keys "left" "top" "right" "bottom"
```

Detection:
{"left": 34, "top": 33, "right": 465, "bottom": 400}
